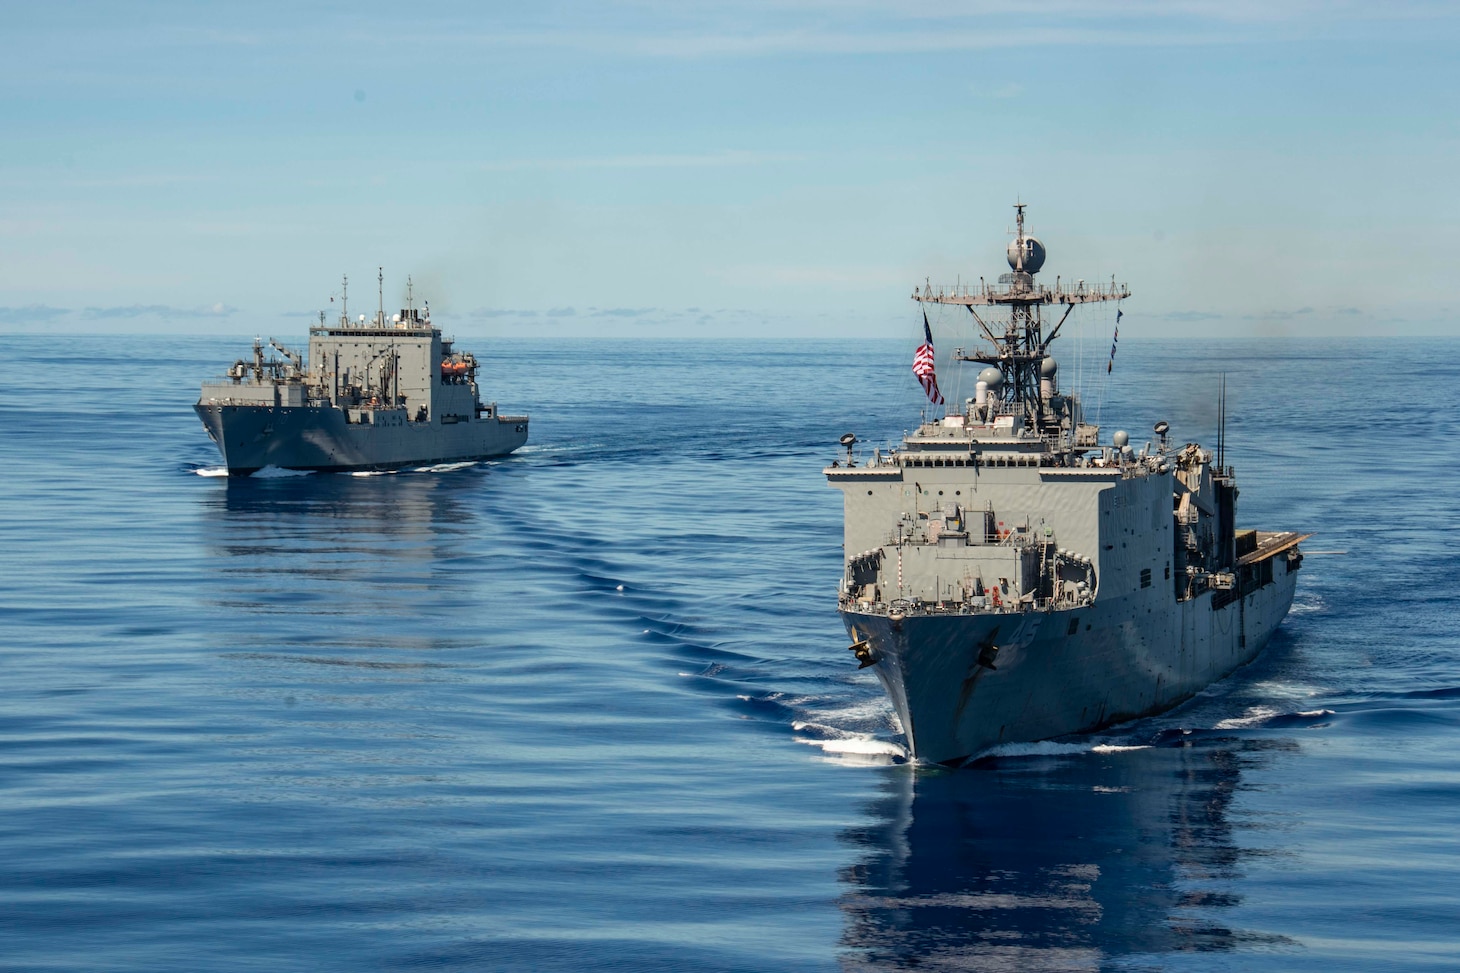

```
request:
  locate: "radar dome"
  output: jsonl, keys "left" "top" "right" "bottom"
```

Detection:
{"left": 1006, "top": 236, "right": 1046, "bottom": 274}
{"left": 1112, "top": 430, "right": 1129, "bottom": 448}
{"left": 1039, "top": 357, "right": 1059, "bottom": 378}
{"left": 978, "top": 367, "right": 1004, "bottom": 388}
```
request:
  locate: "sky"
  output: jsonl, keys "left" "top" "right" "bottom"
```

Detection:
{"left": 2, "top": 1, "right": 1457, "bottom": 339}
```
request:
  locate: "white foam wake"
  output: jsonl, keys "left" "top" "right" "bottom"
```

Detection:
{"left": 978, "top": 740, "right": 1151, "bottom": 759}
{"left": 252, "top": 465, "right": 315, "bottom": 478}
{"left": 1213, "top": 705, "right": 1282, "bottom": 729}
{"left": 793, "top": 695, "right": 898, "bottom": 728}
{"left": 793, "top": 727, "right": 908, "bottom": 765}
{"left": 1288, "top": 592, "right": 1325, "bottom": 615}
{"left": 195, "top": 465, "right": 314, "bottom": 478}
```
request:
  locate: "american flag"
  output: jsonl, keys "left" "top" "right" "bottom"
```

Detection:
{"left": 913, "top": 310, "right": 944, "bottom": 406}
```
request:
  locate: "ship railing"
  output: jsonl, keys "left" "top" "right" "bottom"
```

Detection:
{"left": 840, "top": 593, "right": 1093, "bottom": 616}
{"left": 913, "top": 278, "right": 1132, "bottom": 306}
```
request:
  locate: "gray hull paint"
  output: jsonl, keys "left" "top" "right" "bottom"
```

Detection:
{"left": 828, "top": 205, "right": 1307, "bottom": 767}
{"left": 840, "top": 562, "right": 1299, "bottom": 765}
{"left": 195, "top": 403, "right": 528, "bottom": 474}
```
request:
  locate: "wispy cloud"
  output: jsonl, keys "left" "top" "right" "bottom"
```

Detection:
{"left": 81, "top": 303, "right": 238, "bottom": 319}
{"left": 444, "top": 305, "right": 756, "bottom": 331}
{"left": 1163, "top": 310, "right": 1223, "bottom": 322}
{"left": 479, "top": 149, "right": 805, "bottom": 172}
{"left": 432, "top": 25, "right": 1230, "bottom": 60}
{"left": 29, "top": 3, "right": 1453, "bottom": 79}
{"left": 590, "top": 307, "right": 657, "bottom": 318}
{"left": 401, "top": 1, "right": 1410, "bottom": 62}
{"left": 465, "top": 308, "right": 540, "bottom": 319}
{"left": 1243, "top": 306, "right": 1314, "bottom": 321}
{"left": 0, "top": 304, "right": 70, "bottom": 323}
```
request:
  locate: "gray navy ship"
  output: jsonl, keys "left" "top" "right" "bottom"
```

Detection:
{"left": 827, "top": 205, "right": 1307, "bottom": 766}
{"left": 196, "top": 271, "right": 528, "bottom": 475}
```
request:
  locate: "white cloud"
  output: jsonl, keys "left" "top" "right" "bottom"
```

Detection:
{"left": 478, "top": 150, "right": 805, "bottom": 172}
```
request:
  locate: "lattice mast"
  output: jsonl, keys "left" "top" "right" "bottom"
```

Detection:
{"left": 912, "top": 204, "right": 1129, "bottom": 429}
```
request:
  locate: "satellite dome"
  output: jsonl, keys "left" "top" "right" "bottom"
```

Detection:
{"left": 1112, "top": 430, "right": 1129, "bottom": 448}
{"left": 1006, "top": 236, "right": 1046, "bottom": 274}
{"left": 1040, "top": 357, "right": 1059, "bottom": 378}
{"left": 978, "top": 367, "right": 1004, "bottom": 388}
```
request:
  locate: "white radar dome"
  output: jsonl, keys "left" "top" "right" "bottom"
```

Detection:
{"left": 1113, "top": 430, "right": 1129, "bottom": 448}
{"left": 978, "top": 367, "right": 1004, "bottom": 388}
{"left": 1006, "top": 236, "right": 1046, "bottom": 274}
{"left": 1040, "top": 357, "right": 1059, "bottom": 378}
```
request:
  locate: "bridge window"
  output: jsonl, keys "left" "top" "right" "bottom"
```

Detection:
{"left": 1140, "top": 568, "right": 1152, "bottom": 589}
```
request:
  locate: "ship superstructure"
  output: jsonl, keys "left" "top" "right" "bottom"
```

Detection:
{"left": 196, "top": 271, "right": 528, "bottom": 475}
{"left": 826, "top": 207, "right": 1306, "bottom": 765}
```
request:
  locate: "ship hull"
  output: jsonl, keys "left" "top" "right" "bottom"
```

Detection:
{"left": 195, "top": 403, "right": 528, "bottom": 475}
{"left": 841, "top": 558, "right": 1299, "bottom": 766}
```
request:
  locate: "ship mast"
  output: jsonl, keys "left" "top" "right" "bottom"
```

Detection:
{"left": 913, "top": 203, "right": 1129, "bottom": 431}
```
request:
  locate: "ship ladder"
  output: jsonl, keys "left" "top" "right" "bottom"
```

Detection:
{"left": 1038, "top": 541, "right": 1049, "bottom": 608}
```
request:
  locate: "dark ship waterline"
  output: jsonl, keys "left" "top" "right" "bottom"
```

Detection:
{"left": 826, "top": 205, "right": 1307, "bottom": 766}
{"left": 196, "top": 272, "right": 528, "bottom": 476}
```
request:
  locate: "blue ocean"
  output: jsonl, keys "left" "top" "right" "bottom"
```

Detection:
{"left": 2, "top": 332, "right": 1456, "bottom": 972}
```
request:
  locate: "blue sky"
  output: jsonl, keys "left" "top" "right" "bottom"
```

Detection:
{"left": 3, "top": 1, "right": 1456, "bottom": 338}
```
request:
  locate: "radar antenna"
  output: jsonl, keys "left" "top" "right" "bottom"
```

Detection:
{"left": 913, "top": 203, "right": 1130, "bottom": 432}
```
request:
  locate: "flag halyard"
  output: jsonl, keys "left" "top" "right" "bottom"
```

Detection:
{"left": 1107, "top": 311, "right": 1121, "bottom": 374}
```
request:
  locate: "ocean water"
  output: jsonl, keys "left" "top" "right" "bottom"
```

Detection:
{"left": 1, "top": 332, "right": 1457, "bottom": 972}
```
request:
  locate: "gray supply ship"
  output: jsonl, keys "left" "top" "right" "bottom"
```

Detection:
{"left": 196, "top": 271, "right": 528, "bottom": 475}
{"left": 827, "top": 206, "right": 1307, "bottom": 766}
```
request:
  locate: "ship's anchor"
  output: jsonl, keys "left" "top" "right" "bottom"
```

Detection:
{"left": 975, "top": 630, "right": 1001, "bottom": 670}
{"left": 847, "top": 626, "right": 879, "bottom": 669}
